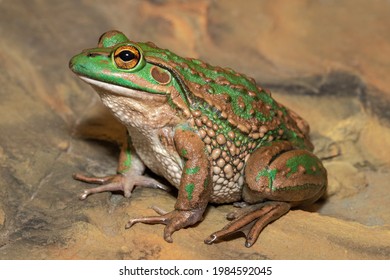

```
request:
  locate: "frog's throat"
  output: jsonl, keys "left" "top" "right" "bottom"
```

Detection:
{"left": 78, "top": 76, "right": 165, "bottom": 101}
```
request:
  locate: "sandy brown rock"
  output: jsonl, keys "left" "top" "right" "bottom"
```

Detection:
{"left": 326, "top": 161, "right": 368, "bottom": 198}
{"left": 44, "top": 198, "right": 390, "bottom": 260}
{"left": 0, "top": 0, "right": 389, "bottom": 259}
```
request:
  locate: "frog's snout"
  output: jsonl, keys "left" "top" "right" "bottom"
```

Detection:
{"left": 68, "top": 56, "right": 76, "bottom": 70}
{"left": 69, "top": 53, "right": 87, "bottom": 74}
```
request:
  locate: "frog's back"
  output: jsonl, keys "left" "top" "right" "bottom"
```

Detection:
{"left": 140, "top": 41, "right": 312, "bottom": 151}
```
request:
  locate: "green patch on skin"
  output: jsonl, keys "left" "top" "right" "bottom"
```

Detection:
{"left": 185, "top": 183, "right": 195, "bottom": 200}
{"left": 118, "top": 149, "right": 132, "bottom": 174}
{"left": 177, "top": 122, "right": 195, "bottom": 132}
{"left": 181, "top": 148, "right": 188, "bottom": 157}
{"left": 203, "top": 177, "right": 209, "bottom": 189}
{"left": 278, "top": 124, "right": 306, "bottom": 150}
{"left": 185, "top": 166, "right": 200, "bottom": 175}
{"left": 256, "top": 168, "right": 277, "bottom": 189}
{"left": 123, "top": 149, "right": 132, "bottom": 169}
{"left": 286, "top": 154, "right": 322, "bottom": 177}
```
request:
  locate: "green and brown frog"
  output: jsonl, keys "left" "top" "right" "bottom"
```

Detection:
{"left": 69, "top": 30, "right": 327, "bottom": 247}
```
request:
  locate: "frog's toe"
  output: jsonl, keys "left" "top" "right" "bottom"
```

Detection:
{"left": 75, "top": 174, "right": 128, "bottom": 200}
{"left": 79, "top": 182, "right": 122, "bottom": 200}
{"left": 204, "top": 201, "right": 290, "bottom": 247}
{"left": 134, "top": 176, "right": 171, "bottom": 192}
{"left": 125, "top": 215, "right": 168, "bottom": 229}
{"left": 73, "top": 173, "right": 116, "bottom": 184}
{"left": 125, "top": 209, "right": 204, "bottom": 243}
{"left": 74, "top": 172, "right": 170, "bottom": 199}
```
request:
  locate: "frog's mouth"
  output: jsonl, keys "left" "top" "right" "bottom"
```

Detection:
{"left": 77, "top": 76, "right": 167, "bottom": 102}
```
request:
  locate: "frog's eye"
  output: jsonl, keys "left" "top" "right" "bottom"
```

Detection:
{"left": 113, "top": 45, "right": 141, "bottom": 70}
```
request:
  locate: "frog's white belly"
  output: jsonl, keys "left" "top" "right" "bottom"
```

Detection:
{"left": 91, "top": 82, "right": 184, "bottom": 188}
{"left": 127, "top": 127, "right": 183, "bottom": 188}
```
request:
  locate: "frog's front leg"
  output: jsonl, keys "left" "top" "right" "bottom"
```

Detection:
{"left": 74, "top": 137, "right": 169, "bottom": 199}
{"left": 205, "top": 141, "right": 327, "bottom": 247}
{"left": 125, "top": 128, "right": 212, "bottom": 243}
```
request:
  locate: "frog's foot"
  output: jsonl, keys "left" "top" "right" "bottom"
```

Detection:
{"left": 125, "top": 207, "right": 204, "bottom": 243}
{"left": 204, "top": 201, "right": 290, "bottom": 248}
{"left": 73, "top": 172, "right": 170, "bottom": 200}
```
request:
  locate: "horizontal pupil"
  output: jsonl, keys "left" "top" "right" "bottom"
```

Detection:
{"left": 119, "top": 50, "right": 135, "bottom": 62}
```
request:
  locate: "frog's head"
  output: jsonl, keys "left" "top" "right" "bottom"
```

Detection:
{"left": 69, "top": 30, "right": 175, "bottom": 97}
{"left": 70, "top": 30, "right": 192, "bottom": 127}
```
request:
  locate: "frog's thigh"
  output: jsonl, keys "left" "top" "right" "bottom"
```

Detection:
{"left": 243, "top": 141, "right": 327, "bottom": 206}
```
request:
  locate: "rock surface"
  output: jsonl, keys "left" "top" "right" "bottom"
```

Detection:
{"left": 0, "top": 0, "right": 389, "bottom": 259}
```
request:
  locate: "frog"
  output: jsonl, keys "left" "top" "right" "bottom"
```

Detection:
{"left": 69, "top": 30, "right": 327, "bottom": 247}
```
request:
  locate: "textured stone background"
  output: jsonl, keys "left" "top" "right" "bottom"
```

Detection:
{"left": 0, "top": 0, "right": 389, "bottom": 259}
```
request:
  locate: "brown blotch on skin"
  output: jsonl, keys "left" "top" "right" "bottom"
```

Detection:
{"left": 207, "top": 128, "right": 216, "bottom": 138}
{"left": 237, "top": 96, "right": 246, "bottom": 110}
{"left": 195, "top": 118, "right": 203, "bottom": 127}
{"left": 248, "top": 90, "right": 257, "bottom": 97}
{"left": 206, "top": 120, "right": 213, "bottom": 128}
{"left": 211, "top": 148, "right": 222, "bottom": 160}
{"left": 151, "top": 66, "right": 171, "bottom": 84}
{"left": 237, "top": 124, "right": 250, "bottom": 134}
{"left": 215, "top": 76, "right": 231, "bottom": 86}
{"left": 192, "top": 110, "right": 202, "bottom": 117}
{"left": 216, "top": 134, "right": 226, "bottom": 145}
{"left": 198, "top": 129, "right": 207, "bottom": 138}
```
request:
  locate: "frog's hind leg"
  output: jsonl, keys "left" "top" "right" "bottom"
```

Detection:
{"left": 205, "top": 201, "right": 290, "bottom": 247}
{"left": 205, "top": 141, "right": 327, "bottom": 247}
